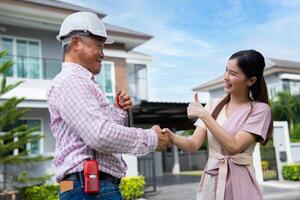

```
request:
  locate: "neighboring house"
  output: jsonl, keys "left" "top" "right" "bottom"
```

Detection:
{"left": 193, "top": 58, "right": 300, "bottom": 99}
{"left": 0, "top": 0, "right": 152, "bottom": 183}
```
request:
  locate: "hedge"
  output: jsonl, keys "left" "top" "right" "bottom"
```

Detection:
{"left": 19, "top": 185, "right": 59, "bottom": 200}
{"left": 282, "top": 163, "right": 300, "bottom": 181}
{"left": 120, "top": 176, "right": 145, "bottom": 200}
{"left": 19, "top": 175, "right": 145, "bottom": 200}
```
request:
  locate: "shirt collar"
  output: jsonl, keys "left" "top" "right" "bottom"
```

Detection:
{"left": 62, "top": 62, "right": 96, "bottom": 81}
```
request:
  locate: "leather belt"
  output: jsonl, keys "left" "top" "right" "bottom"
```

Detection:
{"left": 63, "top": 171, "right": 121, "bottom": 185}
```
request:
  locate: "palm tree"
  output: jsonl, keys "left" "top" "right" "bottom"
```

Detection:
{"left": 271, "top": 92, "right": 299, "bottom": 130}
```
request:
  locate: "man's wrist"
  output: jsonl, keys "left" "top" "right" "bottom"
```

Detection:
{"left": 148, "top": 129, "right": 158, "bottom": 151}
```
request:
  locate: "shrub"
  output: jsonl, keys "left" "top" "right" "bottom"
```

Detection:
{"left": 261, "top": 160, "right": 269, "bottom": 171}
{"left": 19, "top": 176, "right": 145, "bottom": 200}
{"left": 120, "top": 176, "right": 145, "bottom": 200}
{"left": 19, "top": 185, "right": 59, "bottom": 200}
{"left": 291, "top": 123, "right": 300, "bottom": 140}
{"left": 282, "top": 163, "right": 300, "bottom": 181}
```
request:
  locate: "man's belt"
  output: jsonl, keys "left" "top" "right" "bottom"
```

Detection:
{"left": 63, "top": 171, "right": 121, "bottom": 185}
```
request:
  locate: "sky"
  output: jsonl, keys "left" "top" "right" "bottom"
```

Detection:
{"left": 62, "top": 0, "right": 300, "bottom": 103}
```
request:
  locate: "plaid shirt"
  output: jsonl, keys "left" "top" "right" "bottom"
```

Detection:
{"left": 47, "top": 62, "right": 157, "bottom": 182}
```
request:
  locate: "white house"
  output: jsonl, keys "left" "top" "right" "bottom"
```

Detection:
{"left": 0, "top": 0, "right": 153, "bottom": 184}
{"left": 193, "top": 58, "right": 300, "bottom": 99}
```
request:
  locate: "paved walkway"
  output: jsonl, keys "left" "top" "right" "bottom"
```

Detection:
{"left": 143, "top": 175, "right": 300, "bottom": 200}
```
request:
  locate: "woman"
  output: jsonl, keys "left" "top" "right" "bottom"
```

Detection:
{"left": 163, "top": 50, "right": 273, "bottom": 200}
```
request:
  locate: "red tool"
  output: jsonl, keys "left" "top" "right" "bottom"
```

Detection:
{"left": 84, "top": 160, "right": 99, "bottom": 194}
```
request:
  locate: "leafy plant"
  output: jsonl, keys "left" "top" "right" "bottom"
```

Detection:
{"left": 19, "top": 185, "right": 59, "bottom": 200}
{"left": 120, "top": 176, "right": 145, "bottom": 200}
{"left": 261, "top": 160, "right": 269, "bottom": 171}
{"left": 282, "top": 163, "right": 300, "bottom": 181}
{"left": 0, "top": 50, "right": 52, "bottom": 191}
{"left": 271, "top": 92, "right": 300, "bottom": 130}
{"left": 290, "top": 123, "right": 300, "bottom": 140}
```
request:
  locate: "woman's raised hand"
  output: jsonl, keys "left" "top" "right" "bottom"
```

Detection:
{"left": 187, "top": 93, "right": 207, "bottom": 119}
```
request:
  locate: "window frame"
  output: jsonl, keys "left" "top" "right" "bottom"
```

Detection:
{"left": 0, "top": 34, "right": 42, "bottom": 79}
{"left": 96, "top": 61, "right": 116, "bottom": 102}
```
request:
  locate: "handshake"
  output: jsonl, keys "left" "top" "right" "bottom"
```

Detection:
{"left": 151, "top": 125, "right": 174, "bottom": 151}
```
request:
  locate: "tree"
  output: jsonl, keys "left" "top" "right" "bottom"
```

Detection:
{"left": 271, "top": 92, "right": 300, "bottom": 130}
{"left": 0, "top": 50, "right": 52, "bottom": 192}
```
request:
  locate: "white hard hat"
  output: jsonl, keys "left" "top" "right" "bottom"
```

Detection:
{"left": 57, "top": 11, "right": 113, "bottom": 45}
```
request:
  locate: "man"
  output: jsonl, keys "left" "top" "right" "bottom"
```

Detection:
{"left": 47, "top": 12, "right": 170, "bottom": 200}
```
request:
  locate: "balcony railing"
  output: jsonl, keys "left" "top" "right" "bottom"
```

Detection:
{"left": 0, "top": 54, "right": 62, "bottom": 80}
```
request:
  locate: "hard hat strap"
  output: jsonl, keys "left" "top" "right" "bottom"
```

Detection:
{"left": 61, "top": 31, "right": 90, "bottom": 47}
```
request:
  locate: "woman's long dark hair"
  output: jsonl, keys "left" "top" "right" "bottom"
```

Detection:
{"left": 211, "top": 50, "right": 273, "bottom": 145}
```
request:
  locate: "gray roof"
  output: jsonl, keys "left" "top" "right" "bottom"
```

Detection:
{"left": 105, "top": 23, "right": 152, "bottom": 39}
{"left": 19, "top": 0, "right": 152, "bottom": 40}
{"left": 266, "top": 58, "right": 300, "bottom": 68}
{"left": 21, "top": 0, "right": 106, "bottom": 18}
{"left": 193, "top": 58, "right": 300, "bottom": 91}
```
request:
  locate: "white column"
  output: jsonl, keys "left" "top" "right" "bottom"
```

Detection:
{"left": 253, "top": 143, "right": 264, "bottom": 184}
{"left": 123, "top": 155, "right": 138, "bottom": 176}
{"left": 172, "top": 145, "right": 180, "bottom": 174}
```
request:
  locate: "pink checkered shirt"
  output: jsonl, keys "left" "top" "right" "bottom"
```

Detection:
{"left": 47, "top": 62, "right": 158, "bottom": 182}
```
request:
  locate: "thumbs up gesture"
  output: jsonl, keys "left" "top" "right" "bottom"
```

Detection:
{"left": 187, "top": 93, "right": 206, "bottom": 119}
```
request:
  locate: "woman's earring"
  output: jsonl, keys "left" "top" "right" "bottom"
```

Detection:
{"left": 249, "top": 89, "right": 254, "bottom": 100}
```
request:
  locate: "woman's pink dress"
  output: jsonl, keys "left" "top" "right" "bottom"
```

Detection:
{"left": 195, "top": 99, "right": 271, "bottom": 200}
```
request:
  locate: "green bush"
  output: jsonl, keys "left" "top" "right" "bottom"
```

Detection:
{"left": 19, "top": 185, "right": 59, "bottom": 200}
{"left": 291, "top": 123, "right": 300, "bottom": 140}
{"left": 282, "top": 163, "right": 300, "bottom": 181}
{"left": 261, "top": 160, "right": 269, "bottom": 170}
{"left": 120, "top": 176, "right": 145, "bottom": 200}
{"left": 19, "top": 176, "right": 145, "bottom": 200}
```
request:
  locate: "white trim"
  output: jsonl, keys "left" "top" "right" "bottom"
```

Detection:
{"left": 253, "top": 143, "right": 263, "bottom": 184}
{"left": 103, "top": 49, "right": 152, "bottom": 62}
{"left": 126, "top": 58, "right": 151, "bottom": 65}
{"left": 0, "top": 1, "right": 64, "bottom": 30}
{"left": 100, "top": 61, "right": 116, "bottom": 99}
{"left": 274, "top": 121, "right": 292, "bottom": 163}
{"left": 109, "top": 61, "right": 116, "bottom": 98}
{"left": 279, "top": 73, "right": 300, "bottom": 81}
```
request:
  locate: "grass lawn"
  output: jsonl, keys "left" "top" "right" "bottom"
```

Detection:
{"left": 179, "top": 170, "right": 203, "bottom": 176}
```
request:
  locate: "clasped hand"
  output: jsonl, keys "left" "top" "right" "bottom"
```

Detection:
{"left": 151, "top": 125, "right": 173, "bottom": 151}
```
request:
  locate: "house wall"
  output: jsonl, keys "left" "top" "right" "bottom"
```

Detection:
{"left": 105, "top": 56, "right": 128, "bottom": 93}
{"left": 0, "top": 23, "right": 61, "bottom": 60}
{"left": 291, "top": 143, "right": 300, "bottom": 162}
{"left": 209, "top": 88, "right": 225, "bottom": 99}
{"left": 265, "top": 73, "right": 280, "bottom": 84}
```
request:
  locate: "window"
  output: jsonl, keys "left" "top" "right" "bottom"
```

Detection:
{"left": 128, "top": 64, "right": 148, "bottom": 103}
{"left": 0, "top": 36, "right": 41, "bottom": 79}
{"left": 0, "top": 119, "right": 42, "bottom": 156}
{"left": 95, "top": 62, "right": 116, "bottom": 103}
{"left": 290, "top": 81, "right": 300, "bottom": 95}
{"left": 282, "top": 80, "right": 290, "bottom": 92}
{"left": 268, "top": 83, "right": 279, "bottom": 99}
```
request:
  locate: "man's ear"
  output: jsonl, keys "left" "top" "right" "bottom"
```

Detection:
{"left": 248, "top": 77, "right": 257, "bottom": 87}
{"left": 70, "top": 36, "right": 81, "bottom": 50}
